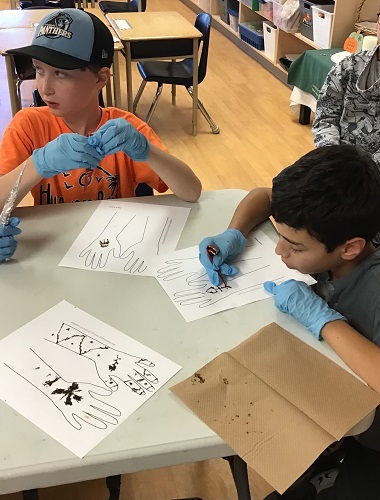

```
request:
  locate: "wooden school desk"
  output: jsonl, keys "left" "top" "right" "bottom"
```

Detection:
{"left": 107, "top": 11, "right": 202, "bottom": 135}
{"left": 0, "top": 7, "right": 123, "bottom": 116}
{"left": 0, "top": 190, "right": 374, "bottom": 496}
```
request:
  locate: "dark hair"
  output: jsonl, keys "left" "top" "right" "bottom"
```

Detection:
{"left": 271, "top": 145, "right": 380, "bottom": 252}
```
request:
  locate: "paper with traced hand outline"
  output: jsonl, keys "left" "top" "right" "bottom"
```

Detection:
{"left": 59, "top": 201, "right": 191, "bottom": 276}
{"left": 150, "top": 230, "right": 316, "bottom": 322}
{"left": 0, "top": 301, "right": 181, "bottom": 458}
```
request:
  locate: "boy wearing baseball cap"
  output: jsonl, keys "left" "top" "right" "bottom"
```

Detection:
{"left": 0, "top": 9, "right": 201, "bottom": 261}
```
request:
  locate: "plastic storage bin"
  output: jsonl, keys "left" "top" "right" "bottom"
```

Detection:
{"left": 238, "top": 22, "right": 264, "bottom": 50}
{"left": 273, "top": 0, "right": 300, "bottom": 33}
{"left": 219, "top": 0, "right": 229, "bottom": 23}
{"left": 299, "top": 0, "right": 334, "bottom": 40}
{"left": 228, "top": 8, "right": 239, "bottom": 31}
{"left": 263, "top": 21, "right": 278, "bottom": 61}
{"left": 312, "top": 4, "right": 334, "bottom": 48}
{"left": 259, "top": 0, "right": 273, "bottom": 21}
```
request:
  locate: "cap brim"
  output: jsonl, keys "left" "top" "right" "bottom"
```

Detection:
{"left": 6, "top": 45, "right": 89, "bottom": 70}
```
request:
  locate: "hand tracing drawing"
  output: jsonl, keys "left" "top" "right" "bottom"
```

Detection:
{"left": 4, "top": 348, "right": 121, "bottom": 430}
{"left": 157, "top": 257, "right": 281, "bottom": 307}
{"left": 150, "top": 230, "right": 316, "bottom": 322}
{"left": 0, "top": 301, "right": 181, "bottom": 458}
{"left": 59, "top": 201, "right": 191, "bottom": 276}
{"left": 79, "top": 211, "right": 149, "bottom": 270}
{"left": 46, "top": 322, "right": 159, "bottom": 395}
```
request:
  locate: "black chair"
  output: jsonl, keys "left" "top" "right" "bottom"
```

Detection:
{"left": 20, "top": 0, "right": 75, "bottom": 9}
{"left": 98, "top": 0, "right": 146, "bottom": 14}
{"left": 13, "top": 54, "right": 37, "bottom": 106}
{"left": 133, "top": 12, "right": 220, "bottom": 134}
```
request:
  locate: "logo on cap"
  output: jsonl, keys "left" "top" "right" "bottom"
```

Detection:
{"left": 37, "top": 12, "right": 74, "bottom": 40}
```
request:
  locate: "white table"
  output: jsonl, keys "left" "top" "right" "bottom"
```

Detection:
{"left": 0, "top": 189, "right": 373, "bottom": 495}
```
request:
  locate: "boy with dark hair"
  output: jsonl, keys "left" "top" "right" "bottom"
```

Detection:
{"left": 0, "top": 9, "right": 201, "bottom": 262}
{"left": 199, "top": 144, "right": 380, "bottom": 498}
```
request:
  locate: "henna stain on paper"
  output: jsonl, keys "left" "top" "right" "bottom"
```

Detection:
{"left": 109, "top": 355, "right": 121, "bottom": 372}
{"left": 43, "top": 375, "right": 60, "bottom": 387}
{"left": 191, "top": 373, "right": 205, "bottom": 384}
{"left": 52, "top": 382, "right": 83, "bottom": 406}
{"left": 99, "top": 239, "right": 109, "bottom": 248}
{"left": 205, "top": 284, "right": 232, "bottom": 295}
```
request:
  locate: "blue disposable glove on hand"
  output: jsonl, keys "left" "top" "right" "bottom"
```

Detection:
{"left": 0, "top": 217, "right": 21, "bottom": 262}
{"left": 90, "top": 118, "right": 150, "bottom": 162}
{"left": 32, "top": 134, "right": 104, "bottom": 179}
{"left": 263, "top": 279, "right": 346, "bottom": 340}
{"left": 199, "top": 229, "right": 247, "bottom": 286}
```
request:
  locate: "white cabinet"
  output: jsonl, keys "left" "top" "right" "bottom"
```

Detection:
{"left": 182, "top": 0, "right": 362, "bottom": 83}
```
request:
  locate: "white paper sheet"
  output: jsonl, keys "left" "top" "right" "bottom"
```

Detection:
{"left": 0, "top": 301, "right": 181, "bottom": 458}
{"left": 150, "top": 230, "right": 316, "bottom": 322}
{"left": 59, "top": 201, "right": 191, "bottom": 276}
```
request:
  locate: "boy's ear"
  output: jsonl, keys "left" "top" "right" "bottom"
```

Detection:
{"left": 96, "top": 68, "right": 110, "bottom": 89}
{"left": 341, "top": 237, "right": 367, "bottom": 261}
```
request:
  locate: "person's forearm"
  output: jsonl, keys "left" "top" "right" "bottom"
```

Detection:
{"left": 322, "top": 321, "right": 380, "bottom": 393}
{"left": 228, "top": 187, "right": 272, "bottom": 236}
{"left": 147, "top": 145, "right": 202, "bottom": 202}
{"left": 0, "top": 157, "right": 42, "bottom": 210}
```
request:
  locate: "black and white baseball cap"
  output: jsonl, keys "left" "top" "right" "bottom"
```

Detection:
{"left": 7, "top": 8, "right": 114, "bottom": 69}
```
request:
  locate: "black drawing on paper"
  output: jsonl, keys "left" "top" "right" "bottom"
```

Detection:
{"left": 99, "top": 239, "right": 109, "bottom": 248}
{"left": 45, "top": 323, "right": 159, "bottom": 395}
{"left": 4, "top": 348, "right": 121, "bottom": 430}
{"left": 205, "top": 283, "right": 232, "bottom": 294}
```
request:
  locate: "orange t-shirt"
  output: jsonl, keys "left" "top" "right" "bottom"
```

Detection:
{"left": 0, "top": 107, "right": 168, "bottom": 205}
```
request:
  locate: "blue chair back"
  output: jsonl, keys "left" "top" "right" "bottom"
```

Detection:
{"left": 195, "top": 13, "right": 212, "bottom": 85}
{"left": 21, "top": 0, "right": 75, "bottom": 8}
{"left": 99, "top": 0, "right": 146, "bottom": 14}
{"left": 133, "top": 0, "right": 146, "bottom": 10}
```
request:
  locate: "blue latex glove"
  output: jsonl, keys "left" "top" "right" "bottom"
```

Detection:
{"left": 264, "top": 279, "right": 346, "bottom": 340}
{"left": 32, "top": 134, "right": 104, "bottom": 178}
{"left": 0, "top": 217, "right": 21, "bottom": 262}
{"left": 89, "top": 118, "right": 150, "bottom": 162}
{"left": 199, "top": 229, "right": 247, "bottom": 286}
